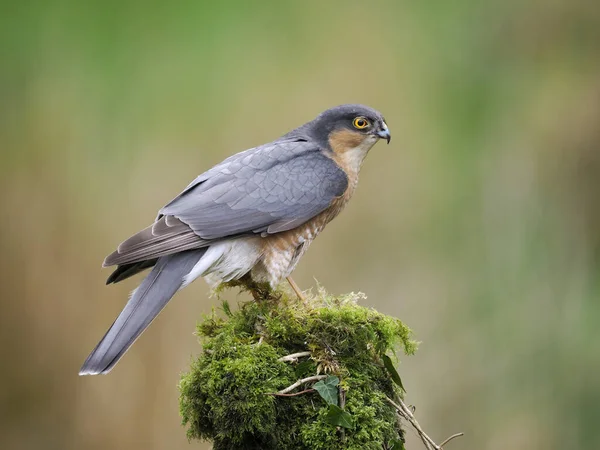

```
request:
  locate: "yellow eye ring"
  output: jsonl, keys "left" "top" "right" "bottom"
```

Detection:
{"left": 353, "top": 117, "right": 370, "bottom": 129}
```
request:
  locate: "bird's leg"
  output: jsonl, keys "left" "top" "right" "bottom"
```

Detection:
{"left": 286, "top": 276, "right": 307, "bottom": 303}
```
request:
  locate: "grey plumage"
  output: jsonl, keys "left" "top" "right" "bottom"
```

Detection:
{"left": 161, "top": 145, "right": 348, "bottom": 237}
{"left": 80, "top": 250, "right": 205, "bottom": 375}
{"left": 104, "top": 140, "right": 347, "bottom": 267}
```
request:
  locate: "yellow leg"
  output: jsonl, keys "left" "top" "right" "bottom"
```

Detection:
{"left": 286, "top": 276, "right": 307, "bottom": 303}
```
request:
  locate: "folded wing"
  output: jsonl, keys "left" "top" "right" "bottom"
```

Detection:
{"left": 104, "top": 139, "right": 348, "bottom": 267}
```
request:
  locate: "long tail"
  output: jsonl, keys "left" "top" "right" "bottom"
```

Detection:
{"left": 79, "top": 249, "right": 206, "bottom": 375}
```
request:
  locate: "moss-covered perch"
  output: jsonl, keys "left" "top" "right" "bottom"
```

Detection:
{"left": 179, "top": 285, "right": 461, "bottom": 450}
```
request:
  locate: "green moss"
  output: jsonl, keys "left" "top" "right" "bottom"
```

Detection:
{"left": 179, "top": 286, "right": 417, "bottom": 450}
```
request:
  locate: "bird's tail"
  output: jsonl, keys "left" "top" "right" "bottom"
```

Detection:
{"left": 79, "top": 249, "right": 206, "bottom": 375}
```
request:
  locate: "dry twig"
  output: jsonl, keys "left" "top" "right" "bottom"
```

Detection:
{"left": 385, "top": 396, "right": 463, "bottom": 450}
{"left": 278, "top": 351, "right": 311, "bottom": 362}
{"left": 278, "top": 375, "right": 327, "bottom": 394}
{"left": 266, "top": 388, "right": 315, "bottom": 397}
{"left": 439, "top": 433, "right": 465, "bottom": 448}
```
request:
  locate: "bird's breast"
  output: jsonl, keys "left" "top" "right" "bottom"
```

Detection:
{"left": 250, "top": 145, "right": 368, "bottom": 287}
{"left": 253, "top": 191, "right": 354, "bottom": 286}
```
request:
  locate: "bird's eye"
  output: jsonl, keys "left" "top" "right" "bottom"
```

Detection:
{"left": 353, "top": 117, "right": 370, "bottom": 130}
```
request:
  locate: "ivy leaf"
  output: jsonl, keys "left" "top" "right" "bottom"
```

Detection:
{"left": 382, "top": 354, "right": 405, "bottom": 392}
{"left": 389, "top": 439, "right": 406, "bottom": 450}
{"left": 313, "top": 375, "right": 339, "bottom": 406}
{"left": 325, "top": 404, "right": 353, "bottom": 428}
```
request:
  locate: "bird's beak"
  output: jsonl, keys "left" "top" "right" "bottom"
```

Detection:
{"left": 376, "top": 122, "right": 391, "bottom": 144}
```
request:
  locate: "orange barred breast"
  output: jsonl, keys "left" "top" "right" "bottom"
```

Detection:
{"left": 251, "top": 182, "right": 357, "bottom": 286}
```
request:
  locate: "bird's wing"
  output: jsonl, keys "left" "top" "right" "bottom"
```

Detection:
{"left": 104, "top": 139, "right": 348, "bottom": 267}
{"left": 160, "top": 139, "right": 349, "bottom": 238}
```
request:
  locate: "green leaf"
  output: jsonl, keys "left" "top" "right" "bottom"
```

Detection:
{"left": 382, "top": 354, "right": 405, "bottom": 392}
{"left": 325, "top": 404, "right": 353, "bottom": 428}
{"left": 389, "top": 439, "right": 406, "bottom": 450}
{"left": 313, "top": 375, "right": 339, "bottom": 406}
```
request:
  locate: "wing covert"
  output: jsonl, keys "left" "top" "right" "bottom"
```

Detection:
{"left": 159, "top": 139, "right": 348, "bottom": 239}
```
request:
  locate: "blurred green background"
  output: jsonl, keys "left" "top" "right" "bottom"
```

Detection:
{"left": 1, "top": 1, "right": 599, "bottom": 449}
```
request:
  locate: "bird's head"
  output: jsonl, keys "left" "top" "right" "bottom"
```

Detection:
{"left": 303, "top": 104, "right": 390, "bottom": 165}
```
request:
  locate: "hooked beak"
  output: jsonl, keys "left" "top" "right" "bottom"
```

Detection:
{"left": 376, "top": 121, "right": 391, "bottom": 144}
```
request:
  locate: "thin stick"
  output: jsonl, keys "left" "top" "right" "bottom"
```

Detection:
{"left": 278, "top": 375, "right": 327, "bottom": 394}
{"left": 286, "top": 276, "right": 307, "bottom": 303}
{"left": 438, "top": 433, "right": 464, "bottom": 448}
{"left": 266, "top": 388, "right": 315, "bottom": 397}
{"left": 278, "top": 351, "right": 311, "bottom": 362}
{"left": 385, "top": 396, "right": 463, "bottom": 450}
{"left": 386, "top": 397, "right": 435, "bottom": 449}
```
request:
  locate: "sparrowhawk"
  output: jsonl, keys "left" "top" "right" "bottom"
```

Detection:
{"left": 80, "top": 104, "right": 390, "bottom": 375}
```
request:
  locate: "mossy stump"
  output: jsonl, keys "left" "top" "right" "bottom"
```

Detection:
{"left": 179, "top": 285, "right": 416, "bottom": 450}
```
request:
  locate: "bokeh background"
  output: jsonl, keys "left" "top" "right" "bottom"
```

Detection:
{"left": 1, "top": 1, "right": 599, "bottom": 449}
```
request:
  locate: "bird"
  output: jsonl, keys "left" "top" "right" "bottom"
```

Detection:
{"left": 79, "top": 104, "right": 390, "bottom": 375}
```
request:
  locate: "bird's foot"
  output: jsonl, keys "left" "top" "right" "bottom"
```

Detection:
{"left": 223, "top": 275, "right": 279, "bottom": 302}
{"left": 286, "top": 276, "right": 307, "bottom": 304}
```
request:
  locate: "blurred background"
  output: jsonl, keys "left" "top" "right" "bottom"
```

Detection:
{"left": 1, "top": 1, "right": 599, "bottom": 449}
